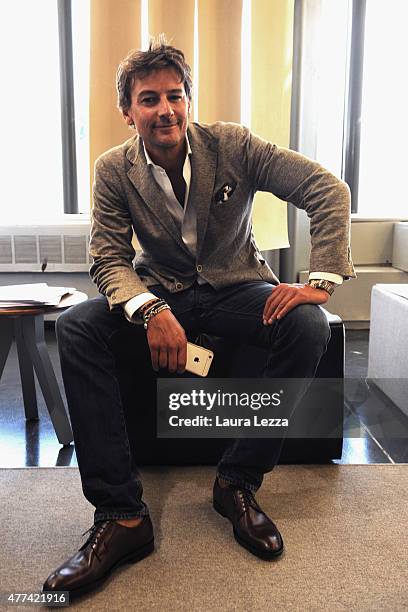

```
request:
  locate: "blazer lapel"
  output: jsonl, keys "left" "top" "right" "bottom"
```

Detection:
{"left": 187, "top": 124, "right": 218, "bottom": 259}
{"left": 126, "top": 138, "right": 185, "bottom": 247}
{"left": 126, "top": 127, "right": 218, "bottom": 260}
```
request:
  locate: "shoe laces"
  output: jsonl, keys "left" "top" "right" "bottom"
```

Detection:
{"left": 238, "top": 488, "right": 258, "bottom": 510}
{"left": 240, "top": 489, "right": 273, "bottom": 527}
{"left": 79, "top": 521, "right": 110, "bottom": 560}
{"left": 230, "top": 487, "right": 262, "bottom": 520}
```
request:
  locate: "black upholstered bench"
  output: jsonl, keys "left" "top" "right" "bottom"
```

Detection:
{"left": 114, "top": 309, "right": 344, "bottom": 465}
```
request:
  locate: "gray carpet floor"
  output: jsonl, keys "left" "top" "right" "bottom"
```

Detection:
{"left": 1, "top": 465, "right": 407, "bottom": 611}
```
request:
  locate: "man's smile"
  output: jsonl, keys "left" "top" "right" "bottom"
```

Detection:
{"left": 153, "top": 124, "right": 178, "bottom": 129}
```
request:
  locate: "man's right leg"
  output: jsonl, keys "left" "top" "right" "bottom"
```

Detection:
{"left": 43, "top": 296, "right": 154, "bottom": 598}
{"left": 56, "top": 295, "right": 148, "bottom": 522}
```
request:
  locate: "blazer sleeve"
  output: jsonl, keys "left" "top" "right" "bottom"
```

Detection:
{"left": 89, "top": 156, "right": 149, "bottom": 309}
{"left": 240, "top": 127, "right": 356, "bottom": 280}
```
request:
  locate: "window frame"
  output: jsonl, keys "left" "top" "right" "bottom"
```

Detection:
{"left": 342, "top": 0, "right": 366, "bottom": 215}
{"left": 57, "top": 0, "right": 78, "bottom": 214}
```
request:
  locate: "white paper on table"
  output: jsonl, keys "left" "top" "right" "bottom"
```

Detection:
{"left": 0, "top": 283, "right": 76, "bottom": 307}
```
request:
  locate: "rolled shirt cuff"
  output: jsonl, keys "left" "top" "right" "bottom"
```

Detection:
{"left": 123, "top": 292, "right": 158, "bottom": 324}
{"left": 308, "top": 272, "right": 343, "bottom": 285}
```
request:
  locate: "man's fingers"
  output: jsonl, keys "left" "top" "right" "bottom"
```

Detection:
{"left": 167, "top": 347, "right": 179, "bottom": 373}
{"left": 263, "top": 295, "right": 281, "bottom": 320}
{"left": 158, "top": 347, "right": 168, "bottom": 370}
{"left": 177, "top": 343, "right": 187, "bottom": 373}
{"left": 151, "top": 344, "right": 186, "bottom": 373}
{"left": 264, "top": 283, "right": 330, "bottom": 325}
{"left": 263, "top": 286, "right": 286, "bottom": 318}
{"left": 270, "top": 297, "right": 299, "bottom": 321}
{"left": 150, "top": 347, "right": 159, "bottom": 372}
{"left": 268, "top": 295, "right": 299, "bottom": 322}
{"left": 150, "top": 339, "right": 187, "bottom": 372}
{"left": 169, "top": 341, "right": 187, "bottom": 373}
{"left": 264, "top": 289, "right": 297, "bottom": 321}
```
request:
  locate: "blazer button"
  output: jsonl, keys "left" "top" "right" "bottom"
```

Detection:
{"left": 196, "top": 264, "right": 203, "bottom": 272}
{"left": 175, "top": 282, "right": 183, "bottom": 290}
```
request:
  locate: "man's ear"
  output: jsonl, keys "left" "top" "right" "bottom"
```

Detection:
{"left": 122, "top": 111, "right": 133, "bottom": 127}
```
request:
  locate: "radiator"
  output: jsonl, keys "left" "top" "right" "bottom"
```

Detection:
{"left": 0, "top": 216, "right": 91, "bottom": 273}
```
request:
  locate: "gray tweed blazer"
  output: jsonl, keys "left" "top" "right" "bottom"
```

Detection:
{"left": 90, "top": 121, "right": 355, "bottom": 309}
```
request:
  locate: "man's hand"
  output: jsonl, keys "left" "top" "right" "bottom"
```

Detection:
{"left": 263, "top": 283, "right": 329, "bottom": 324}
{"left": 146, "top": 309, "right": 187, "bottom": 373}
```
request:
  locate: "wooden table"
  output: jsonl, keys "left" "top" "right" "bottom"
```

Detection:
{"left": 0, "top": 291, "right": 88, "bottom": 445}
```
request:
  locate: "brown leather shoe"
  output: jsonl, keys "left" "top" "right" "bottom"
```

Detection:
{"left": 213, "top": 478, "right": 283, "bottom": 560}
{"left": 42, "top": 517, "right": 154, "bottom": 599}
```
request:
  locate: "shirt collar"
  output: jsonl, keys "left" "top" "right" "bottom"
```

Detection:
{"left": 142, "top": 133, "right": 192, "bottom": 167}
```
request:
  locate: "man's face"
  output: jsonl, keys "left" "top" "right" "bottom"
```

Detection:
{"left": 124, "top": 68, "right": 191, "bottom": 159}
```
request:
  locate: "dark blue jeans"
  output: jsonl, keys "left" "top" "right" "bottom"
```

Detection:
{"left": 56, "top": 281, "right": 330, "bottom": 523}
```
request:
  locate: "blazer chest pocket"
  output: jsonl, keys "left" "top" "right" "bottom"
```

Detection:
{"left": 213, "top": 182, "right": 238, "bottom": 205}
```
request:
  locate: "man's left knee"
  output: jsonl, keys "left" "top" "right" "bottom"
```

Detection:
{"left": 283, "top": 304, "right": 331, "bottom": 350}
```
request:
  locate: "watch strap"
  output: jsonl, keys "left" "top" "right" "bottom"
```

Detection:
{"left": 308, "top": 279, "right": 336, "bottom": 295}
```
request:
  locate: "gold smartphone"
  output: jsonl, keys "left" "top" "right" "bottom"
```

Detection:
{"left": 185, "top": 342, "right": 214, "bottom": 377}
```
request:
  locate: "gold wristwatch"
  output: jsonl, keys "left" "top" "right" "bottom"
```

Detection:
{"left": 308, "top": 279, "right": 336, "bottom": 296}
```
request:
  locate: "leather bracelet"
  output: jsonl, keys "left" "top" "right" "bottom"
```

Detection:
{"left": 140, "top": 298, "right": 166, "bottom": 319}
{"left": 139, "top": 298, "right": 161, "bottom": 316}
{"left": 141, "top": 300, "right": 166, "bottom": 322}
{"left": 143, "top": 303, "right": 171, "bottom": 330}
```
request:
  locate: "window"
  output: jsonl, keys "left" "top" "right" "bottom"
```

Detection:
{"left": 0, "top": 0, "right": 64, "bottom": 222}
{"left": 296, "top": 0, "right": 408, "bottom": 220}
{"left": 0, "top": 0, "right": 89, "bottom": 222}
{"left": 357, "top": 0, "right": 408, "bottom": 218}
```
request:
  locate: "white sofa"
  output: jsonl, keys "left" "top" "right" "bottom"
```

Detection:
{"left": 368, "top": 284, "right": 408, "bottom": 417}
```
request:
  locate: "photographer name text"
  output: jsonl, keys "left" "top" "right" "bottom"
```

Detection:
{"left": 168, "top": 415, "right": 288, "bottom": 428}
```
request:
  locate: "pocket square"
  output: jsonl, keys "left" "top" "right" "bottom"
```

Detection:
{"left": 215, "top": 183, "right": 235, "bottom": 204}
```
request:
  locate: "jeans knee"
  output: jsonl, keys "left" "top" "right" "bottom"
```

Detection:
{"left": 305, "top": 305, "right": 330, "bottom": 351}
{"left": 56, "top": 306, "right": 74, "bottom": 343}
{"left": 282, "top": 304, "right": 330, "bottom": 352}
{"left": 55, "top": 302, "right": 86, "bottom": 348}
{"left": 56, "top": 298, "right": 104, "bottom": 344}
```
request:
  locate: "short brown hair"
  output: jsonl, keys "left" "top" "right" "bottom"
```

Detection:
{"left": 116, "top": 35, "right": 193, "bottom": 114}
